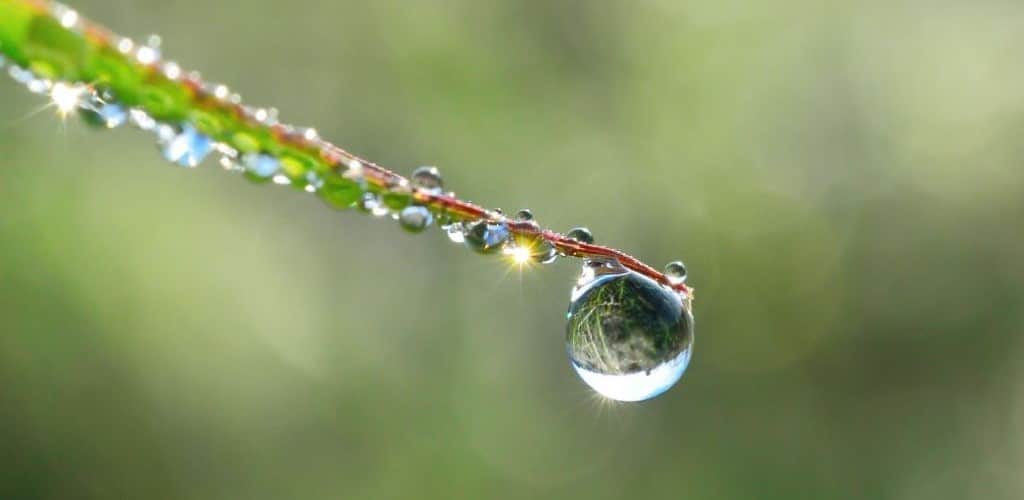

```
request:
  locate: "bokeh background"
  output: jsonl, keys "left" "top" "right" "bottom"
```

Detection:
{"left": 2, "top": 0, "right": 1024, "bottom": 498}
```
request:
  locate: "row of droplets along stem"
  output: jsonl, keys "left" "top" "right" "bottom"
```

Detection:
{"left": 0, "top": 0, "right": 690, "bottom": 297}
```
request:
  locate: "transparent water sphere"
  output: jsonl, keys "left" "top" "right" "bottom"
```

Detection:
{"left": 399, "top": 205, "right": 433, "bottom": 232}
{"left": 565, "top": 264, "right": 694, "bottom": 402}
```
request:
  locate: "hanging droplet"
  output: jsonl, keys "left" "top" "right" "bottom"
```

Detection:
{"left": 399, "top": 206, "right": 433, "bottom": 233}
{"left": 515, "top": 209, "right": 534, "bottom": 221}
{"left": 80, "top": 91, "right": 127, "bottom": 129}
{"left": 566, "top": 263, "right": 694, "bottom": 402}
{"left": 566, "top": 227, "right": 594, "bottom": 244}
{"left": 411, "top": 166, "right": 443, "bottom": 194}
{"left": 463, "top": 220, "right": 510, "bottom": 253}
{"left": 532, "top": 241, "right": 558, "bottom": 264}
{"left": 664, "top": 260, "right": 687, "bottom": 285}
{"left": 445, "top": 223, "right": 466, "bottom": 244}
{"left": 161, "top": 124, "right": 212, "bottom": 168}
{"left": 240, "top": 153, "right": 279, "bottom": 178}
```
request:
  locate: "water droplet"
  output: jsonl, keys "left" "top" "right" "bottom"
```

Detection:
{"left": 399, "top": 206, "right": 433, "bottom": 233}
{"left": 163, "top": 61, "right": 182, "bottom": 80}
{"left": 128, "top": 108, "right": 157, "bottom": 131}
{"left": 411, "top": 166, "right": 443, "bottom": 194}
{"left": 566, "top": 227, "right": 594, "bottom": 244}
{"left": 532, "top": 241, "right": 558, "bottom": 264}
{"left": 161, "top": 124, "right": 212, "bottom": 168}
{"left": 80, "top": 91, "right": 127, "bottom": 128}
{"left": 664, "top": 261, "right": 687, "bottom": 285}
{"left": 566, "top": 264, "right": 694, "bottom": 402}
{"left": 463, "top": 220, "right": 510, "bottom": 253}
{"left": 357, "top": 193, "right": 390, "bottom": 217}
{"left": 239, "top": 153, "right": 279, "bottom": 178}
{"left": 515, "top": 209, "right": 534, "bottom": 221}
{"left": 445, "top": 223, "right": 466, "bottom": 243}
{"left": 55, "top": 5, "right": 79, "bottom": 28}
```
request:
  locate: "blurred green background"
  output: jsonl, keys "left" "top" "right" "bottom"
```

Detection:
{"left": 2, "top": 0, "right": 1023, "bottom": 498}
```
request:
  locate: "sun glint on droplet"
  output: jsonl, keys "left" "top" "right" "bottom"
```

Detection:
{"left": 50, "top": 82, "right": 85, "bottom": 116}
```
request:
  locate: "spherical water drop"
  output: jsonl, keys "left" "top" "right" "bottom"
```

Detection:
{"left": 515, "top": 209, "right": 534, "bottom": 221}
{"left": 566, "top": 227, "right": 594, "bottom": 244}
{"left": 160, "top": 124, "right": 212, "bottom": 168}
{"left": 566, "top": 265, "right": 694, "bottom": 402}
{"left": 664, "top": 260, "right": 687, "bottom": 285}
{"left": 399, "top": 206, "right": 433, "bottom": 233}
{"left": 463, "top": 220, "right": 510, "bottom": 253}
{"left": 411, "top": 166, "right": 443, "bottom": 193}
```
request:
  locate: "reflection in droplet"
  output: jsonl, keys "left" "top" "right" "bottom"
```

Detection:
{"left": 464, "top": 220, "right": 510, "bottom": 254}
{"left": 566, "top": 264, "right": 694, "bottom": 402}
{"left": 399, "top": 205, "right": 433, "bottom": 233}
{"left": 664, "top": 260, "right": 687, "bottom": 285}
{"left": 566, "top": 227, "right": 594, "bottom": 244}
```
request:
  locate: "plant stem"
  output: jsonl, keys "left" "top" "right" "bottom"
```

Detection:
{"left": 0, "top": 0, "right": 692, "bottom": 297}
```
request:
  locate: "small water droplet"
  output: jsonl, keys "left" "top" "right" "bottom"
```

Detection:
{"left": 116, "top": 38, "right": 134, "bottom": 54}
{"left": 566, "top": 227, "right": 594, "bottom": 244}
{"left": 410, "top": 166, "right": 443, "bottom": 194}
{"left": 136, "top": 37, "right": 161, "bottom": 65}
{"left": 128, "top": 108, "right": 156, "bottom": 131}
{"left": 464, "top": 220, "right": 510, "bottom": 253}
{"left": 532, "top": 241, "right": 558, "bottom": 264}
{"left": 515, "top": 209, "right": 534, "bottom": 221}
{"left": 55, "top": 6, "right": 79, "bottom": 28}
{"left": 161, "top": 124, "right": 212, "bottom": 168}
{"left": 163, "top": 61, "right": 182, "bottom": 80}
{"left": 271, "top": 174, "right": 291, "bottom": 185}
{"left": 240, "top": 153, "right": 279, "bottom": 178}
{"left": 399, "top": 206, "right": 433, "bottom": 233}
{"left": 81, "top": 91, "right": 127, "bottom": 128}
{"left": 445, "top": 223, "right": 466, "bottom": 243}
{"left": 566, "top": 265, "right": 694, "bottom": 402}
{"left": 664, "top": 260, "right": 687, "bottom": 285}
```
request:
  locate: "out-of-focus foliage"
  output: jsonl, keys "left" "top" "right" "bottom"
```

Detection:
{"left": 1, "top": 0, "right": 1022, "bottom": 498}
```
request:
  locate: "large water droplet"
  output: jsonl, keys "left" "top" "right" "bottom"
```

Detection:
{"left": 664, "top": 260, "right": 687, "bottom": 285}
{"left": 515, "top": 209, "right": 534, "bottom": 221}
{"left": 566, "top": 227, "right": 594, "bottom": 244}
{"left": 161, "top": 124, "right": 212, "bottom": 168}
{"left": 411, "top": 166, "right": 443, "bottom": 194}
{"left": 399, "top": 206, "right": 433, "bottom": 233}
{"left": 565, "top": 263, "right": 694, "bottom": 402}
{"left": 463, "top": 220, "right": 510, "bottom": 253}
